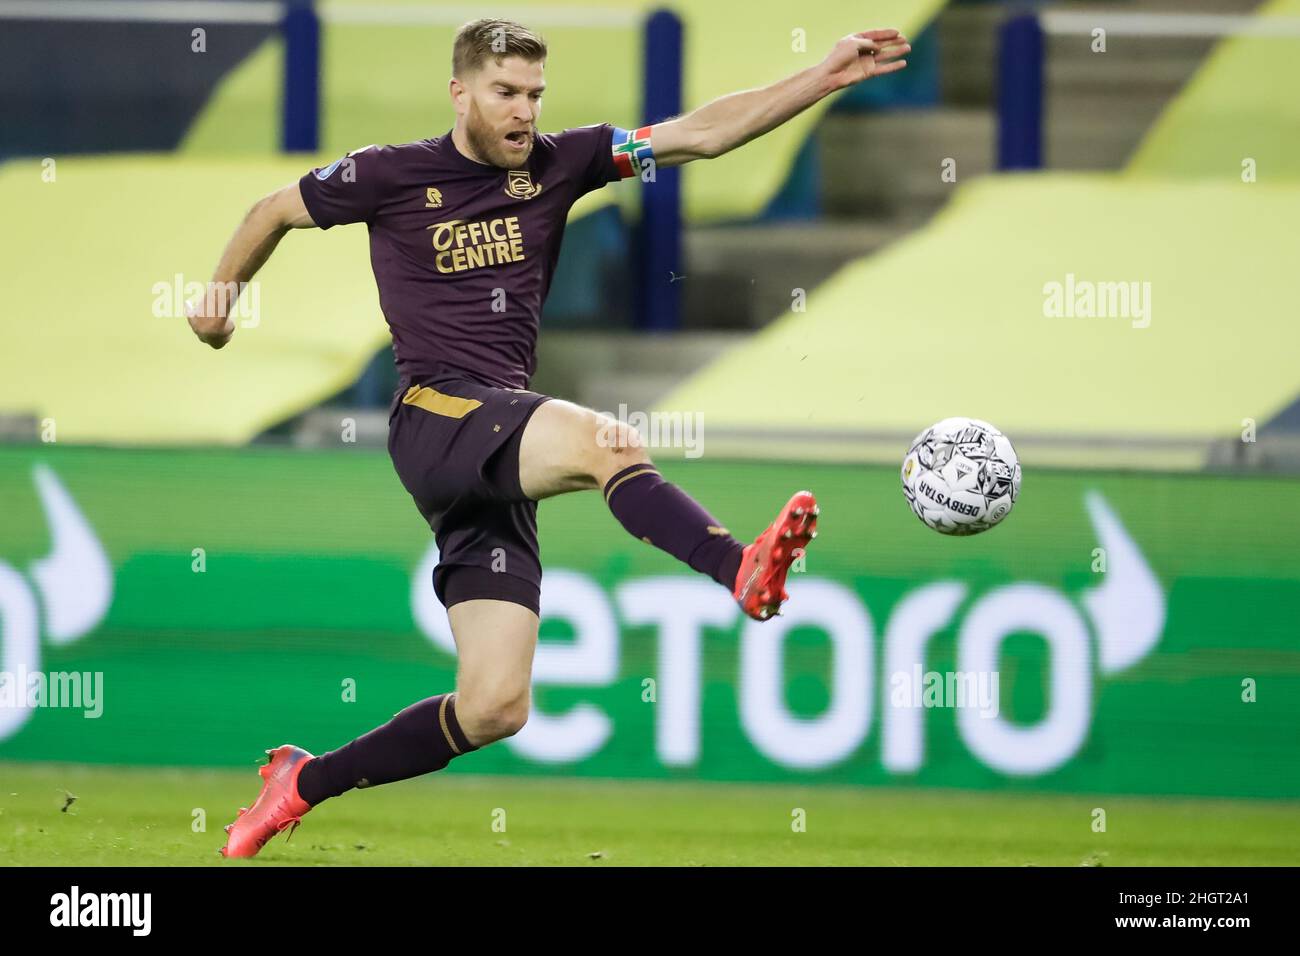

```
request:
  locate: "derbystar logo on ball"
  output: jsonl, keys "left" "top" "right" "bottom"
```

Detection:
{"left": 901, "top": 417, "right": 1021, "bottom": 536}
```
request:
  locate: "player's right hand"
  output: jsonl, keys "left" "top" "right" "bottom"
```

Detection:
{"left": 185, "top": 294, "right": 235, "bottom": 350}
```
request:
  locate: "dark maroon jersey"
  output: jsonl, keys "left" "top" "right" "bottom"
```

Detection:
{"left": 299, "top": 125, "right": 623, "bottom": 389}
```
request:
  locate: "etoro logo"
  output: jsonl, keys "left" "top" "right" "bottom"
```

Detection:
{"left": 884, "top": 492, "right": 1164, "bottom": 775}
{"left": 0, "top": 466, "right": 113, "bottom": 742}
{"left": 411, "top": 491, "right": 1164, "bottom": 776}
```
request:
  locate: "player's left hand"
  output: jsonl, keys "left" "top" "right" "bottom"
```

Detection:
{"left": 821, "top": 29, "right": 911, "bottom": 90}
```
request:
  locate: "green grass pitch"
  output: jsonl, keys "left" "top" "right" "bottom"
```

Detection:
{"left": 2, "top": 763, "right": 1298, "bottom": 866}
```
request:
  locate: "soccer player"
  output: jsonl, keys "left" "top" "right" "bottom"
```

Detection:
{"left": 191, "top": 18, "right": 909, "bottom": 858}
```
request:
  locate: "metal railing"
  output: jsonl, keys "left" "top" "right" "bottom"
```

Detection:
{"left": 997, "top": 8, "right": 1300, "bottom": 170}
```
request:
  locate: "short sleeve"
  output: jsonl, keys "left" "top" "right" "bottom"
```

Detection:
{"left": 551, "top": 124, "right": 623, "bottom": 198}
{"left": 298, "top": 145, "right": 387, "bottom": 229}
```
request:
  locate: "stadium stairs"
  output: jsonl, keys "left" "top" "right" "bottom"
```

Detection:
{"left": 521, "top": 0, "right": 1266, "bottom": 423}
{"left": 682, "top": 0, "right": 1264, "bottom": 322}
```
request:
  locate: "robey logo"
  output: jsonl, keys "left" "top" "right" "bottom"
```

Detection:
{"left": 411, "top": 492, "right": 1164, "bottom": 774}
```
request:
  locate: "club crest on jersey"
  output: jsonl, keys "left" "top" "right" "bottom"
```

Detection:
{"left": 425, "top": 187, "right": 443, "bottom": 208}
{"left": 504, "top": 170, "right": 542, "bottom": 200}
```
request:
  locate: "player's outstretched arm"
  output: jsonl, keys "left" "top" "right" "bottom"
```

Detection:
{"left": 649, "top": 29, "right": 910, "bottom": 167}
{"left": 186, "top": 182, "right": 317, "bottom": 349}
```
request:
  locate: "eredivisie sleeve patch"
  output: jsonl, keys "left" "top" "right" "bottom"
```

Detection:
{"left": 611, "top": 126, "right": 654, "bottom": 179}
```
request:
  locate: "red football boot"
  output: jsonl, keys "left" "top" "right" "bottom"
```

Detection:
{"left": 733, "top": 490, "right": 819, "bottom": 621}
{"left": 219, "top": 744, "right": 315, "bottom": 859}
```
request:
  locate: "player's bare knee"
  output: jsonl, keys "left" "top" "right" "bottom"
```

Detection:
{"left": 479, "top": 703, "right": 529, "bottom": 742}
{"left": 459, "top": 690, "right": 530, "bottom": 743}
{"left": 497, "top": 699, "right": 530, "bottom": 738}
{"left": 591, "top": 414, "right": 651, "bottom": 486}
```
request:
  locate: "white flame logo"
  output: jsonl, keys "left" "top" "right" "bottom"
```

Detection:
{"left": 0, "top": 465, "right": 113, "bottom": 741}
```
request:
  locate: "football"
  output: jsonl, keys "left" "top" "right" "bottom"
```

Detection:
{"left": 901, "top": 417, "right": 1021, "bottom": 535}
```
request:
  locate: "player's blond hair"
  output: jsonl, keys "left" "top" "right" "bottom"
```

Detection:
{"left": 452, "top": 18, "right": 548, "bottom": 78}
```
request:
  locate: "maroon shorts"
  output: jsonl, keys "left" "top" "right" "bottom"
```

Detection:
{"left": 387, "top": 368, "right": 552, "bottom": 615}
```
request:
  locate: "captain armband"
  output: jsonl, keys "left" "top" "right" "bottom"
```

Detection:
{"left": 611, "top": 126, "right": 655, "bottom": 180}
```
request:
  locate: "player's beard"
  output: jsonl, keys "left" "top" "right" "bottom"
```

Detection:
{"left": 465, "top": 100, "right": 532, "bottom": 170}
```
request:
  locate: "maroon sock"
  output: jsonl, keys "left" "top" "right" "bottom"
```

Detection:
{"left": 296, "top": 692, "right": 477, "bottom": 806}
{"left": 603, "top": 463, "right": 744, "bottom": 590}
